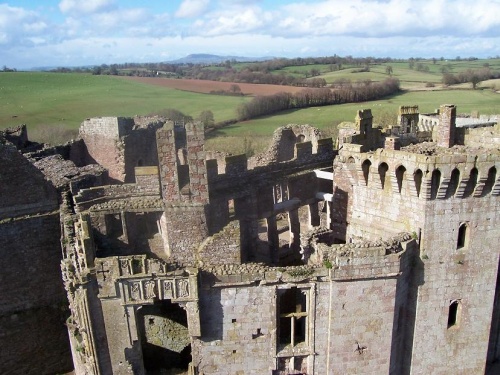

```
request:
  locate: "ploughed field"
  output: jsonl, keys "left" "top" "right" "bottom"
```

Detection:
{"left": 123, "top": 76, "right": 306, "bottom": 96}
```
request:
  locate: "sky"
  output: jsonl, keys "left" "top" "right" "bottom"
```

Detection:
{"left": 1, "top": 0, "right": 500, "bottom": 69}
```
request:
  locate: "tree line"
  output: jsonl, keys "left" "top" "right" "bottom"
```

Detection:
{"left": 237, "top": 78, "right": 400, "bottom": 120}
{"left": 442, "top": 67, "right": 499, "bottom": 89}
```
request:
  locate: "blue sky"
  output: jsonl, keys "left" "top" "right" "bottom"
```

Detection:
{"left": 1, "top": 0, "right": 499, "bottom": 69}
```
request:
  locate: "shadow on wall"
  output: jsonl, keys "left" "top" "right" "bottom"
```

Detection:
{"left": 389, "top": 244, "right": 425, "bottom": 375}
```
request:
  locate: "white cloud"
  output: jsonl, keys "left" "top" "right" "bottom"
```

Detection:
{"left": 59, "top": 0, "right": 116, "bottom": 15}
{"left": 0, "top": 4, "right": 49, "bottom": 46}
{"left": 2, "top": 0, "right": 500, "bottom": 69}
{"left": 175, "top": 0, "right": 210, "bottom": 18}
{"left": 192, "top": 7, "right": 271, "bottom": 36}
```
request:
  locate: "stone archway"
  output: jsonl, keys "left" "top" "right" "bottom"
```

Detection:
{"left": 137, "top": 301, "right": 192, "bottom": 374}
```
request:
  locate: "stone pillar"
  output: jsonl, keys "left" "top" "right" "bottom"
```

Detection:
{"left": 157, "top": 122, "right": 180, "bottom": 202}
{"left": 385, "top": 136, "right": 401, "bottom": 150}
{"left": 436, "top": 104, "right": 456, "bottom": 148}
{"left": 267, "top": 216, "right": 279, "bottom": 265}
{"left": 288, "top": 209, "right": 300, "bottom": 252}
{"left": 185, "top": 122, "right": 208, "bottom": 204}
{"left": 121, "top": 210, "right": 129, "bottom": 244}
{"left": 308, "top": 203, "right": 320, "bottom": 228}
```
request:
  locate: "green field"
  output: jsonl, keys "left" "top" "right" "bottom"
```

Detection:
{"left": 1, "top": 69, "right": 499, "bottom": 153}
{"left": 268, "top": 58, "right": 500, "bottom": 90}
{"left": 216, "top": 89, "right": 500, "bottom": 135}
{"left": 0, "top": 72, "right": 248, "bottom": 142}
{"left": 205, "top": 88, "right": 500, "bottom": 154}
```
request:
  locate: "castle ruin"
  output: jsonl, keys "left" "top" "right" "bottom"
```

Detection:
{"left": 1, "top": 104, "right": 499, "bottom": 374}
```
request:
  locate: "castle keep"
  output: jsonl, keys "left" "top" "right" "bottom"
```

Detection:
{"left": 1, "top": 104, "right": 499, "bottom": 374}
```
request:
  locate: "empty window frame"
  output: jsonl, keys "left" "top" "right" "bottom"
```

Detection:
{"left": 278, "top": 287, "right": 308, "bottom": 348}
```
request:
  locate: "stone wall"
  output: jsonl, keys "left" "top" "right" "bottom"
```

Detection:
{"left": 333, "top": 140, "right": 500, "bottom": 373}
{"left": 410, "top": 196, "right": 500, "bottom": 373}
{"left": 0, "top": 213, "right": 72, "bottom": 374}
{"left": 0, "top": 142, "right": 72, "bottom": 374}
{"left": 0, "top": 144, "right": 58, "bottom": 220}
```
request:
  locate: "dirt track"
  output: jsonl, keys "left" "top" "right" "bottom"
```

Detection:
{"left": 122, "top": 76, "right": 307, "bottom": 96}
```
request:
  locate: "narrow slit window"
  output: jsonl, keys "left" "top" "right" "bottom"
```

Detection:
{"left": 362, "top": 160, "right": 371, "bottom": 186}
{"left": 447, "top": 300, "right": 461, "bottom": 328}
{"left": 457, "top": 223, "right": 469, "bottom": 249}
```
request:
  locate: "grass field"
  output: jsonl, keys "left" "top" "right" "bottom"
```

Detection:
{"left": 0, "top": 72, "right": 248, "bottom": 138}
{"left": 1, "top": 67, "right": 499, "bottom": 152}
{"left": 206, "top": 88, "right": 500, "bottom": 154}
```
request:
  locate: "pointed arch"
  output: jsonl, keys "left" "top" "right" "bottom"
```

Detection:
{"left": 445, "top": 168, "right": 460, "bottom": 198}
{"left": 396, "top": 165, "right": 407, "bottom": 193}
{"left": 361, "top": 159, "right": 371, "bottom": 186}
{"left": 378, "top": 162, "right": 389, "bottom": 190}
{"left": 414, "top": 169, "right": 423, "bottom": 197}
{"left": 463, "top": 168, "right": 478, "bottom": 198}
{"left": 430, "top": 169, "right": 441, "bottom": 200}
{"left": 481, "top": 166, "right": 497, "bottom": 197}
{"left": 457, "top": 222, "right": 469, "bottom": 249}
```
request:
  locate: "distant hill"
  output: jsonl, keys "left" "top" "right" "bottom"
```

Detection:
{"left": 167, "top": 54, "right": 273, "bottom": 64}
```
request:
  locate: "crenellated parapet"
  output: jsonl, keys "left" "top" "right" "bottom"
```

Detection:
{"left": 336, "top": 143, "right": 499, "bottom": 201}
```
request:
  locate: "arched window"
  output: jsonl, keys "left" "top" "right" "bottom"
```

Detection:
{"left": 463, "top": 168, "right": 478, "bottom": 198}
{"left": 447, "top": 300, "right": 462, "bottom": 329}
{"left": 430, "top": 169, "right": 441, "bottom": 200}
{"left": 445, "top": 168, "right": 460, "bottom": 198}
{"left": 362, "top": 160, "right": 371, "bottom": 186}
{"left": 457, "top": 223, "right": 469, "bottom": 249}
{"left": 396, "top": 165, "right": 406, "bottom": 193}
{"left": 414, "top": 169, "right": 423, "bottom": 197}
{"left": 481, "top": 167, "right": 497, "bottom": 197}
{"left": 378, "top": 163, "right": 389, "bottom": 190}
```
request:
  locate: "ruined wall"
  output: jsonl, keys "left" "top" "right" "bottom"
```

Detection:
{"left": 0, "top": 214, "right": 73, "bottom": 374}
{"left": 0, "top": 143, "right": 73, "bottom": 374}
{"left": 74, "top": 117, "right": 134, "bottom": 182}
{"left": 458, "top": 123, "right": 500, "bottom": 149}
{"left": 248, "top": 124, "right": 323, "bottom": 167}
{"left": 0, "top": 144, "right": 58, "bottom": 220}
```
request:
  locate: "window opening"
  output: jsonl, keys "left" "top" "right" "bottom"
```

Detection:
{"left": 457, "top": 223, "right": 469, "bottom": 249}
{"left": 430, "top": 169, "right": 441, "bottom": 200}
{"left": 396, "top": 165, "right": 406, "bottom": 193}
{"left": 447, "top": 300, "right": 461, "bottom": 328}
{"left": 278, "top": 287, "right": 308, "bottom": 348}
{"left": 463, "top": 168, "right": 478, "bottom": 198}
{"left": 482, "top": 167, "right": 497, "bottom": 197}
{"left": 414, "top": 169, "right": 423, "bottom": 197}
{"left": 378, "top": 163, "right": 389, "bottom": 190}
{"left": 362, "top": 160, "right": 371, "bottom": 186}
{"left": 446, "top": 168, "right": 460, "bottom": 198}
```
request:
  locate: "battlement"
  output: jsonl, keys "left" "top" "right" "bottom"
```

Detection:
{"left": 206, "top": 138, "right": 334, "bottom": 182}
{"left": 337, "top": 145, "right": 499, "bottom": 201}
{"left": 399, "top": 105, "right": 419, "bottom": 115}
